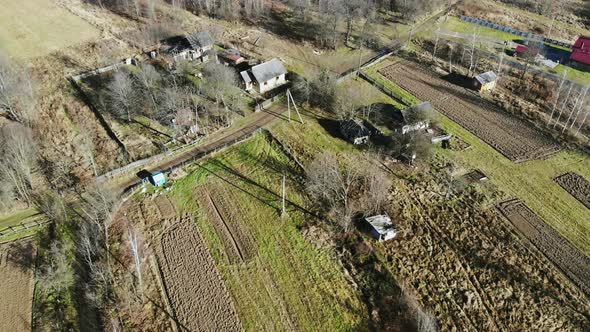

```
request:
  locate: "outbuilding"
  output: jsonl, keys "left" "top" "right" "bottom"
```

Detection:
{"left": 570, "top": 35, "right": 590, "bottom": 69}
{"left": 240, "top": 58, "right": 288, "bottom": 94}
{"left": 365, "top": 214, "right": 397, "bottom": 242}
{"left": 390, "top": 101, "right": 433, "bottom": 135}
{"left": 340, "top": 118, "right": 370, "bottom": 145}
{"left": 165, "top": 31, "right": 215, "bottom": 64}
{"left": 149, "top": 171, "right": 166, "bottom": 187}
{"left": 473, "top": 71, "right": 498, "bottom": 92}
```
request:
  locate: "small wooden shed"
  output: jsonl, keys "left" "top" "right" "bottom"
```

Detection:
{"left": 365, "top": 214, "right": 397, "bottom": 242}
{"left": 473, "top": 71, "right": 498, "bottom": 92}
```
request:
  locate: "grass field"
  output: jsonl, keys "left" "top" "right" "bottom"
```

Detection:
{"left": 364, "top": 63, "right": 590, "bottom": 256}
{"left": 0, "top": 0, "right": 99, "bottom": 58}
{"left": 0, "top": 208, "right": 38, "bottom": 230}
{"left": 168, "top": 134, "right": 365, "bottom": 331}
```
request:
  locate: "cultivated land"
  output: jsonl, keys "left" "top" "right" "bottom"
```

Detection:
{"left": 0, "top": 241, "right": 35, "bottom": 332}
{"left": 168, "top": 134, "right": 364, "bottom": 330}
{"left": 265, "top": 100, "right": 590, "bottom": 330}
{"left": 378, "top": 60, "right": 560, "bottom": 162}
{"left": 555, "top": 172, "right": 590, "bottom": 210}
{"left": 156, "top": 216, "right": 241, "bottom": 331}
{"left": 0, "top": 0, "right": 99, "bottom": 58}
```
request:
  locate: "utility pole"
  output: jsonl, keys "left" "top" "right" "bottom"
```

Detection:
{"left": 286, "top": 89, "right": 304, "bottom": 124}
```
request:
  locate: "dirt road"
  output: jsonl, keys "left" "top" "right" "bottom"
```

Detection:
{"left": 115, "top": 105, "right": 290, "bottom": 192}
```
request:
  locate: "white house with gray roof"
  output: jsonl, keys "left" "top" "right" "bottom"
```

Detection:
{"left": 240, "top": 58, "right": 288, "bottom": 94}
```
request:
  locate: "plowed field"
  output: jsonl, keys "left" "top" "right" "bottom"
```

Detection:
{"left": 378, "top": 61, "right": 560, "bottom": 162}
{"left": 555, "top": 173, "right": 590, "bottom": 210}
{"left": 0, "top": 240, "right": 35, "bottom": 332}
{"left": 156, "top": 217, "right": 241, "bottom": 331}
{"left": 498, "top": 199, "right": 590, "bottom": 297}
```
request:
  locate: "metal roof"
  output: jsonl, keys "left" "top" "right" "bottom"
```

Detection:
{"left": 240, "top": 70, "right": 252, "bottom": 84}
{"left": 251, "top": 58, "right": 287, "bottom": 83}
{"left": 365, "top": 215, "right": 395, "bottom": 236}
{"left": 474, "top": 71, "right": 498, "bottom": 85}
{"left": 340, "top": 118, "right": 370, "bottom": 139}
{"left": 186, "top": 31, "right": 214, "bottom": 49}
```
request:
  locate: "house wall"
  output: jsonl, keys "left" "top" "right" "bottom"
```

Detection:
{"left": 258, "top": 73, "right": 287, "bottom": 94}
{"left": 402, "top": 121, "right": 429, "bottom": 135}
{"left": 481, "top": 81, "right": 496, "bottom": 92}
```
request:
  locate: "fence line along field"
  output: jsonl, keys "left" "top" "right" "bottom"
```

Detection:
{"left": 0, "top": 0, "right": 99, "bottom": 58}
{"left": 0, "top": 240, "right": 35, "bottom": 332}
{"left": 498, "top": 199, "right": 590, "bottom": 297}
{"left": 155, "top": 216, "right": 242, "bottom": 331}
{"left": 378, "top": 60, "right": 560, "bottom": 162}
{"left": 554, "top": 173, "right": 590, "bottom": 210}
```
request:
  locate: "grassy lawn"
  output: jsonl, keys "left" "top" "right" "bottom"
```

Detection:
{"left": 552, "top": 64, "right": 590, "bottom": 86}
{"left": 168, "top": 134, "right": 365, "bottom": 331}
{"left": 0, "top": 0, "right": 99, "bottom": 58}
{"left": 0, "top": 208, "right": 39, "bottom": 230}
{"left": 432, "top": 16, "right": 522, "bottom": 43}
{"left": 369, "top": 68, "right": 590, "bottom": 256}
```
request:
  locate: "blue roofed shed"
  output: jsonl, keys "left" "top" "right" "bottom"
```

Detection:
{"left": 149, "top": 171, "right": 166, "bottom": 187}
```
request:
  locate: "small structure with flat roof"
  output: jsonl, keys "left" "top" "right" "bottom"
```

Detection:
{"left": 365, "top": 214, "right": 397, "bottom": 242}
{"left": 473, "top": 71, "right": 498, "bottom": 92}
{"left": 149, "top": 171, "right": 166, "bottom": 187}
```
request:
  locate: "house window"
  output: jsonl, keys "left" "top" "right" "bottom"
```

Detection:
{"left": 263, "top": 82, "right": 267, "bottom": 86}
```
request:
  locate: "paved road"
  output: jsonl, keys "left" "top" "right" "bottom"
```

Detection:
{"left": 114, "top": 104, "right": 290, "bottom": 192}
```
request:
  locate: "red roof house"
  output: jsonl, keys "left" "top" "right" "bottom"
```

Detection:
{"left": 570, "top": 36, "right": 590, "bottom": 65}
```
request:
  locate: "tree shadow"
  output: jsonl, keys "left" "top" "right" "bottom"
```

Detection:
{"left": 441, "top": 72, "right": 474, "bottom": 90}
{"left": 4, "top": 240, "right": 36, "bottom": 272}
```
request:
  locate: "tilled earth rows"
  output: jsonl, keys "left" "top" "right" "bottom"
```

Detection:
{"left": 498, "top": 199, "right": 590, "bottom": 297}
{"left": 156, "top": 216, "right": 242, "bottom": 331}
{"left": 555, "top": 173, "right": 590, "bottom": 209}
{"left": 0, "top": 241, "right": 34, "bottom": 332}
{"left": 379, "top": 61, "right": 560, "bottom": 162}
{"left": 383, "top": 180, "right": 590, "bottom": 331}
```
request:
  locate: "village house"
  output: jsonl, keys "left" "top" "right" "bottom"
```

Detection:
{"left": 392, "top": 101, "right": 433, "bottom": 135}
{"left": 570, "top": 35, "right": 590, "bottom": 69}
{"left": 340, "top": 118, "right": 371, "bottom": 145}
{"left": 240, "top": 58, "right": 288, "bottom": 94}
{"left": 365, "top": 214, "right": 397, "bottom": 242}
{"left": 165, "top": 31, "right": 215, "bottom": 64}
{"left": 473, "top": 71, "right": 498, "bottom": 92}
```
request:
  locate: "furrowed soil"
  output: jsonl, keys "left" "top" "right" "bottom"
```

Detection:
{"left": 555, "top": 173, "right": 590, "bottom": 210}
{"left": 498, "top": 199, "right": 590, "bottom": 297}
{"left": 156, "top": 216, "right": 241, "bottom": 331}
{"left": 379, "top": 61, "right": 560, "bottom": 162}
{"left": 382, "top": 177, "right": 590, "bottom": 331}
{"left": 0, "top": 240, "right": 35, "bottom": 332}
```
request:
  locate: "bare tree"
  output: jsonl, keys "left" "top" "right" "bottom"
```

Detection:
{"left": 0, "top": 123, "right": 37, "bottom": 204}
{"left": 0, "top": 53, "right": 36, "bottom": 125}
{"left": 126, "top": 224, "right": 145, "bottom": 295}
{"left": 136, "top": 64, "right": 162, "bottom": 117}
{"left": 107, "top": 70, "right": 136, "bottom": 122}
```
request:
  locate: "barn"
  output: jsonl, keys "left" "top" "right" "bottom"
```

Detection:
{"left": 340, "top": 118, "right": 370, "bottom": 145}
{"left": 570, "top": 35, "right": 590, "bottom": 68}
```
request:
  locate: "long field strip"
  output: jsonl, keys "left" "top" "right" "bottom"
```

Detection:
{"left": 378, "top": 61, "right": 560, "bottom": 162}
{"left": 0, "top": 241, "right": 35, "bottom": 332}
{"left": 169, "top": 134, "right": 364, "bottom": 331}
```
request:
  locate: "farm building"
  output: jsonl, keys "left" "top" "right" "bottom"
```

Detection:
{"left": 473, "top": 71, "right": 498, "bottom": 92}
{"left": 149, "top": 171, "right": 166, "bottom": 187}
{"left": 240, "top": 58, "right": 288, "bottom": 94}
{"left": 570, "top": 35, "right": 590, "bottom": 68}
{"left": 340, "top": 118, "right": 370, "bottom": 145}
{"left": 220, "top": 49, "right": 245, "bottom": 66}
{"left": 165, "top": 31, "right": 215, "bottom": 64}
{"left": 365, "top": 215, "right": 397, "bottom": 242}
{"left": 391, "top": 102, "right": 433, "bottom": 135}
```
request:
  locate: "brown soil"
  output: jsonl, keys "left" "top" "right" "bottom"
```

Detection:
{"left": 196, "top": 188, "right": 255, "bottom": 263}
{"left": 153, "top": 194, "right": 177, "bottom": 220}
{"left": 0, "top": 240, "right": 35, "bottom": 332}
{"left": 155, "top": 216, "right": 242, "bottom": 331}
{"left": 384, "top": 180, "right": 590, "bottom": 331}
{"left": 379, "top": 61, "right": 561, "bottom": 162}
{"left": 555, "top": 173, "right": 590, "bottom": 210}
{"left": 498, "top": 199, "right": 590, "bottom": 297}
{"left": 463, "top": 169, "right": 488, "bottom": 183}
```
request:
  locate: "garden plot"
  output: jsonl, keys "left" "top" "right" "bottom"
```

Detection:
{"left": 555, "top": 173, "right": 590, "bottom": 210}
{"left": 378, "top": 61, "right": 560, "bottom": 162}
{"left": 383, "top": 181, "right": 590, "bottom": 331}
{"left": 156, "top": 216, "right": 241, "bottom": 331}
{"left": 498, "top": 199, "right": 590, "bottom": 297}
{"left": 0, "top": 240, "right": 35, "bottom": 332}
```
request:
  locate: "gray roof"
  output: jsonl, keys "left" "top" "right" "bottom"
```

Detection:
{"left": 251, "top": 58, "right": 287, "bottom": 83}
{"left": 186, "top": 31, "right": 214, "bottom": 49}
{"left": 365, "top": 215, "right": 394, "bottom": 236}
{"left": 340, "top": 118, "right": 370, "bottom": 139}
{"left": 474, "top": 71, "right": 498, "bottom": 84}
{"left": 240, "top": 70, "right": 252, "bottom": 84}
